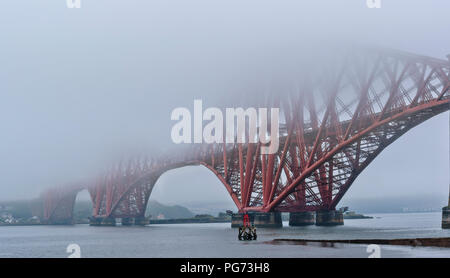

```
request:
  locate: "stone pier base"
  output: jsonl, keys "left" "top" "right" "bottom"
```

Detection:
{"left": 442, "top": 207, "right": 450, "bottom": 229}
{"left": 121, "top": 217, "right": 134, "bottom": 226}
{"left": 315, "top": 210, "right": 344, "bottom": 226}
{"left": 90, "top": 216, "right": 149, "bottom": 226}
{"left": 134, "top": 216, "right": 150, "bottom": 226}
{"left": 231, "top": 213, "right": 254, "bottom": 228}
{"left": 45, "top": 218, "right": 74, "bottom": 225}
{"left": 89, "top": 217, "right": 116, "bottom": 226}
{"left": 232, "top": 212, "right": 282, "bottom": 228}
{"left": 254, "top": 212, "right": 282, "bottom": 228}
{"left": 289, "top": 212, "right": 315, "bottom": 226}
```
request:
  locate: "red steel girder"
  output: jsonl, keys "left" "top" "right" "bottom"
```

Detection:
{"left": 39, "top": 48, "right": 450, "bottom": 223}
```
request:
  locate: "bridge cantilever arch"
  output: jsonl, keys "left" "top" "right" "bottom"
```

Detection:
{"left": 35, "top": 47, "right": 450, "bottom": 228}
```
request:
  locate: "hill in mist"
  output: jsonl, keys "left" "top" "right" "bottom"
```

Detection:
{"left": 145, "top": 200, "right": 194, "bottom": 219}
{"left": 73, "top": 200, "right": 195, "bottom": 220}
{"left": 72, "top": 200, "right": 196, "bottom": 220}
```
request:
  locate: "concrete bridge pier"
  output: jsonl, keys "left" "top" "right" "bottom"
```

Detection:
{"left": 231, "top": 213, "right": 254, "bottom": 228}
{"left": 315, "top": 210, "right": 344, "bottom": 226}
{"left": 443, "top": 194, "right": 450, "bottom": 229}
{"left": 254, "top": 212, "right": 282, "bottom": 228}
{"left": 46, "top": 218, "right": 74, "bottom": 225}
{"left": 442, "top": 207, "right": 450, "bottom": 229}
{"left": 231, "top": 213, "right": 246, "bottom": 228}
{"left": 134, "top": 216, "right": 150, "bottom": 226}
{"left": 89, "top": 217, "right": 116, "bottom": 226}
{"left": 231, "top": 212, "right": 282, "bottom": 228}
{"left": 289, "top": 212, "right": 315, "bottom": 226}
{"left": 120, "top": 217, "right": 149, "bottom": 226}
{"left": 93, "top": 216, "right": 149, "bottom": 226}
{"left": 121, "top": 217, "right": 134, "bottom": 226}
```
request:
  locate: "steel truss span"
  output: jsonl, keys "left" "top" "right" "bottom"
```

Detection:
{"left": 37, "top": 48, "right": 450, "bottom": 223}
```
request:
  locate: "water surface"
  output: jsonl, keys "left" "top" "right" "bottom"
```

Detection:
{"left": 0, "top": 212, "right": 449, "bottom": 258}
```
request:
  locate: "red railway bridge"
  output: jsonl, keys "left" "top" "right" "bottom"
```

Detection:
{"left": 33, "top": 47, "right": 450, "bottom": 228}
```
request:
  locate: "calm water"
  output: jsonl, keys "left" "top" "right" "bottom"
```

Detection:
{"left": 0, "top": 212, "right": 449, "bottom": 258}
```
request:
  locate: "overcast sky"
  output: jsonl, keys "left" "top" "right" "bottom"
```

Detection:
{"left": 0, "top": 1, "right": 448, "bottom": 209}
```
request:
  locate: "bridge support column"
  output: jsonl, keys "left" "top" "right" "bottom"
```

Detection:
{"left": 121, "top": 218, "right": 133, "bottom": 226}
{"left": 253, "top": 212, "right": 282, "bottom": 228}
{"left": 47, "top": 218, "right": 74, "bottom": 225}
{"left": 443, "top": 193, "right": 450, "bottom": 229}
{"left": 315, "top": 210, "right": 344, "bottom": 226}
{"left": 101, "top": 217, "right": 116, "bottom": 226}
{"left": 289, "top": 212, "right": 315, "bottom": 226}
{"left": 231, "top": 212, "right": 282, "bottom": 228}
{"left": 89, "top": 217, "right": 102, "bottom": 226}
{"left": 134, "top": 216, "right": 150, "bottom": 226}
{"left": 442, "top": 207, "right": 450, "bottom": 229}
{"left": 231, "top": 213, "right": 253, "bottom": 228}
{"left": 89, "top": 217, "right": 116, "bottom": 226}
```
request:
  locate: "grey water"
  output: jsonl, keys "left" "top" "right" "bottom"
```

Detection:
{"left": 0, "top": 212, "right": 449, "bottom": 258}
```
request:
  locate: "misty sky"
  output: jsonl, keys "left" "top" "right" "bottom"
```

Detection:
{"left": 0, "top": 1, "right": 448, "bottom": 209}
